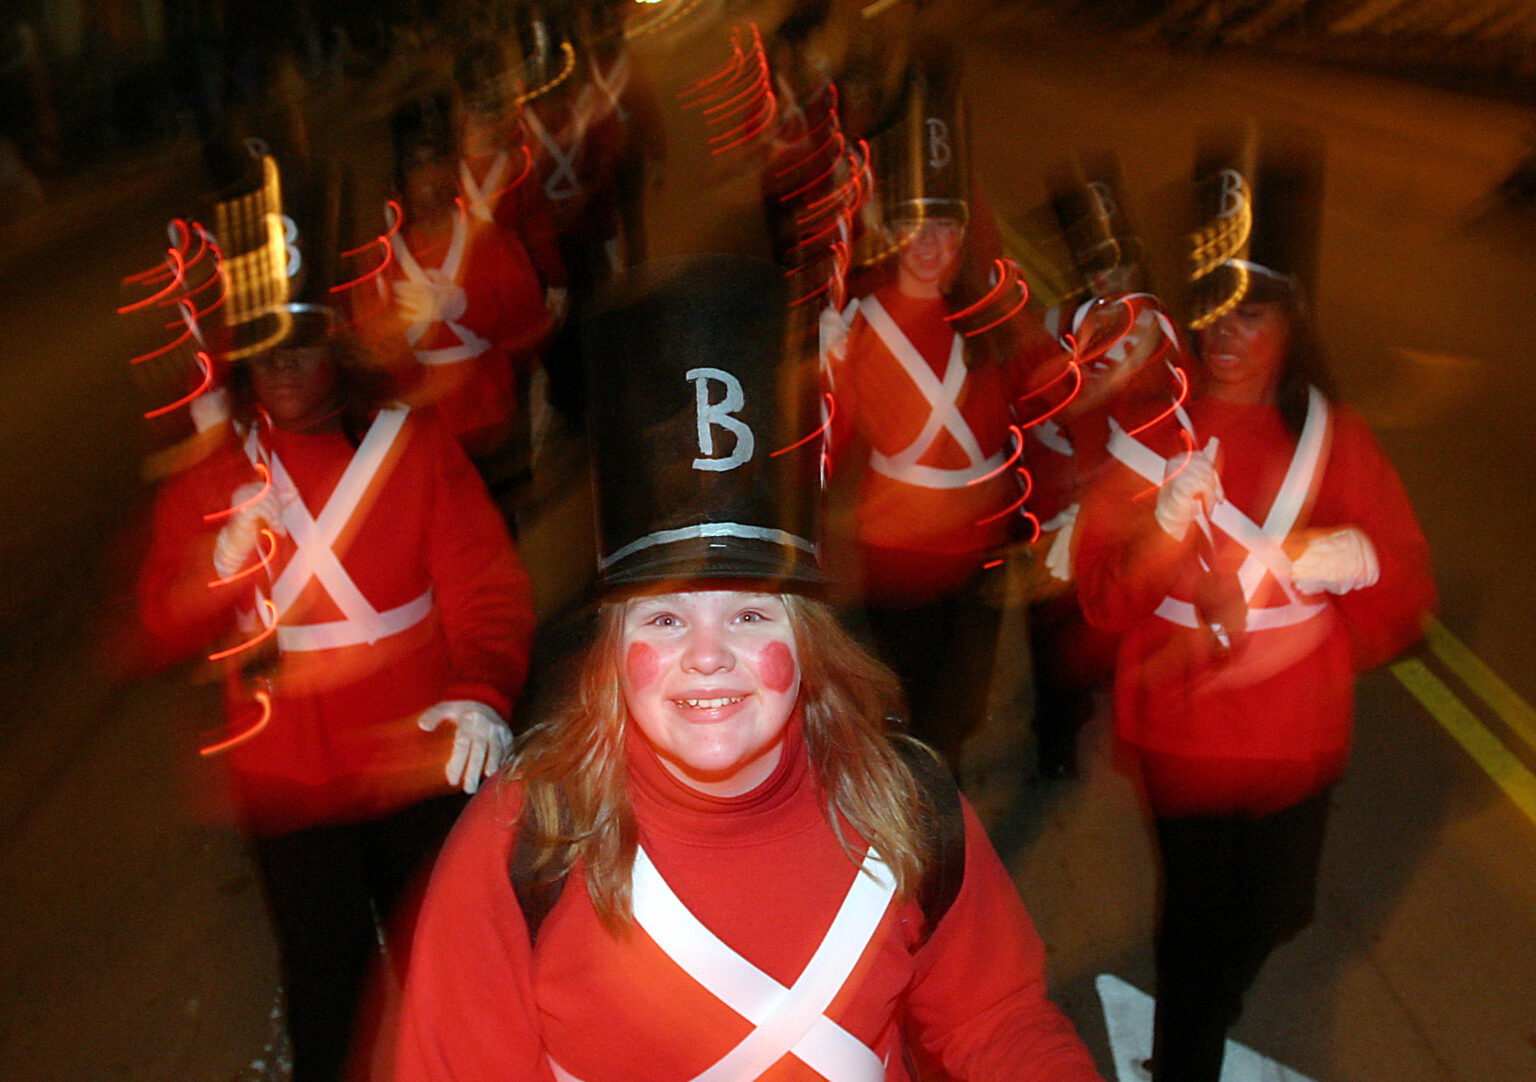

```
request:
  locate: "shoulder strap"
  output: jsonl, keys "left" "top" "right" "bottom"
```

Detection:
{"left": 508, "top": 790, "right": 573, "bottom": 945}
{"left": 892, "top": 736, "right": 967, "bottom": 941}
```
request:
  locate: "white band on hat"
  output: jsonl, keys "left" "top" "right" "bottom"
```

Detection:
{"left": 600, "top": 522, "right": 817, "bottom": 572}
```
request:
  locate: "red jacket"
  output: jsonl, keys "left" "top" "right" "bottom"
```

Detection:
{"left": 828, "top": 286, "right": 1034, "bottom": 604}
{"left": 138, "top": 409, "right": 536, "bottom": 833}
{"left": 394, "top": 724, "right": 1103, "bottom": 1081}
{"left": 1074, "top": 393, "right": 1435, "bottom": 815}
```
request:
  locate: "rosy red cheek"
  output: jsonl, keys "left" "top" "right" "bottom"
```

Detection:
{"left": 625, "top": 642, "right": 662, "bottom": 691}
{"left": 758, "top": 640, "right": 797, "bottom": 694}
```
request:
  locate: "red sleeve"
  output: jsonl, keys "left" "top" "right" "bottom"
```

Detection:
{"left": 135, "top": 437, "right": 264, "bottom": 668}
{"left": 906, "top": 801, "right": 1104, "bottom": 1082}
{"left": 418, "top": 418, "right": 537, "bottom": 716}
{"left": 1313, "top": 406, "right": 1436, "bottom": 670}
{"left": 471, "top": 225, "right": 555, "bottom": 359}
{"left": 395, "top": 781, "right": 551, "bottom": 1082}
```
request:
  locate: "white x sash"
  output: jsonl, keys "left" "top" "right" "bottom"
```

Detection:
{"left": 859, "top": 296, "right": 1006, "bottom": 489}
{"left": 244, "top": 408, "right": 434, "bottom": 652}
{"left": 589, "top": 53, "right": 631, "bottom": 122}
{"left": 525, "top": 103, "right": 587, "bottom": 202}
{"left": 459, "top": 153, "right": 513, "bottom": 223}
{"left": 1106, "top": 386, "right": 1332, "bottom": 631}
{"left": 548, "top": 846, "right": 895, "bottom": 1082}
{"left": 389, "top": 209, "right": 491, "bottom": 367}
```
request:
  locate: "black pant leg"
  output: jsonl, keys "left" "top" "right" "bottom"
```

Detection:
{"left": 253, "top": 823, "right": 379, "bottom": 1082}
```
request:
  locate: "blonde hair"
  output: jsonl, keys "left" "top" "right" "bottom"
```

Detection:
{"left": 510, "top": 594, "right": 933, "bottom": 932}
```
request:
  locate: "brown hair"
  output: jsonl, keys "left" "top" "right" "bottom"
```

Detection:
{"left": 510, "top": 594, "right": 932, "bottom": 933}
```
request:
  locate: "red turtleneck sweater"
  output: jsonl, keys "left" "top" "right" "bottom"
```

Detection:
{"left": 394, "top": 721, "right": 1101, "bottom": 1081}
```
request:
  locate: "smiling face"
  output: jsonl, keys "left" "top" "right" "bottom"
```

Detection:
{"left": 895, "top": 217, "right": 964, "bottom": 299}
{"left": 1197, "top": 300, "right": 1293, "bottom": 405}
{"left": 618, "top": 590, "right": 802, "bottom": 797}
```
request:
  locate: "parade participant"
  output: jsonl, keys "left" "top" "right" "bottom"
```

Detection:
{"left": 452, "top": 38, "right": 567, "bottom": 312}
{"left": 1023, "top": 154, "right": 1191, "bottom": 778}
{"left": 365, "top": 93, "right": 552, "bottom": 486}
{"left": 509, "top": 1, "right": 630, "bottom": 424}
{"left": 1072, "top": 127, "right": 1436, "bottom": 1082}
{"left": 137, "top": 297, "right": 537, "bottom": 1082}
{"left": 822, "top": 46, "right": 1037, "bottom": 771}
{"left": 393, "top": 255, "right": 1103, "bottom": 1082}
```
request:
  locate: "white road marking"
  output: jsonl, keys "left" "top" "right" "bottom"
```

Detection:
{"left": 1097, "top": 973, "right": 1319, "bottom": 1082}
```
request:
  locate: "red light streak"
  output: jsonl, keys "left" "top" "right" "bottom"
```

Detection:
{"left": 332, "top": 201, "right": 401, "bottom": 295}
{"left": 128, "top": 320, "right": 195, "bottom": 366}
{"left": 945, "top": 259, "right": 1030, "bottom": 338}
{"left": 203, "top": 462, "right": 273, "bottom": 523}
{"left": 965, "top": 424, "right": 1023, "bottom": 486}
{"left": 770, "top": 393, "right": 835, "bottom": 455}
{"left": 1126, "top": 365, "right": 1191, "bottom": 439}
{"left": 144, "top": 351, "right": 214, "bottom": 419}
{"left": 117, "top": 247, "right": 186, "bottom": 314}
{"left": 1134, "top": 428, "right": 1195, "bottom": 501}
{"left": 199, "top": 688, "right": 272, "bottom": 756}
{"left": 778, "top": 134, "right": 846, "bottom": 202}
{"left": 208, "top": 598, "right": 279, "bottom": 661}
{"left": 710, "top": 92, "right": 777, "bottom": 154}
{"left": 773, "top": 119, "right": 840, "bottom": 182}
{"left": 975, "top": 468, "right": 1034, "bottom": 525}
{"left": 206, "top": 527, "right": 278, "bottom": 587}
{"left": 1014, "top": 356, "right": 1084, "bottom": 429}
{"left": 680, "top": 39, "right": 744, "bottom": 101}
{"left": 703, "top": 63, "right": 768, "bottom": 119}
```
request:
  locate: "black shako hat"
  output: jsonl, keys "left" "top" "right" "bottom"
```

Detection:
{"left": 1188, "top": 122, "right": 1324, "bottom": 329}
{"left": 1048, "top": 151, "right": 1144, "bottom": 294}
{"left": 209, "top": 146, "right": 347, "bottom": 362}
{"left": 582, "top": 255, "right": 826, "bottom": 591}
{"left": 873, "top": 41, "right": 970, "bottom": 228}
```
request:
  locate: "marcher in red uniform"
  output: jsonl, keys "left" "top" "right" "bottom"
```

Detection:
{"left": 1022, "top": 156, "right": 1193, "bottom": 778}
{"left": 1072, "top": 130, "right": 1436, "bottom": 1082}
{"left": 137, "top": 307, "right": 537, "bottom": 1082}
{"left": 394, "top": 256, "right": 1102, "bottom": 1082}
{"left": 451, "top": 39, "right": 567, "bottom": 310}
{"left": 823, "top": 47, "right": 1036, "bottom": 770}
{"left": 365, "top": 94, "right": 552, "bottom": 480}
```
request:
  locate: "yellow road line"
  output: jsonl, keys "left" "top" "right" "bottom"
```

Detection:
{"left": 1424, "top": 616, "right": 1536, "bottom": 757}
{"left": 1392, "top": 658, "right": 1536, "bottom": 828}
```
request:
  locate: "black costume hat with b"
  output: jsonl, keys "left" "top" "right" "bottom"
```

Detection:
{"left": 873, "top": 41, "right": 970, "bottom": 230}
{"left": 583, "top": 255, "right": 826, "bottom": 590}
{"left": 1048, "top": 151, "right": 1145, "bottom": 296}
{"left": 1188, "top": 122, "right": 1324, "bottom": 330}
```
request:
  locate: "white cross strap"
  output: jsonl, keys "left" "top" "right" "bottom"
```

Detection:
{"left": 248, "top": 408, "right": 435, "bottom": 651}
{"left": 1107, "top": 386, "right": 1332, "bottom": 631}
{"left": 859, "top": 296, "right": 1006, "bottom": 489}
{"left": 389, "top": 210, "right": 491, "bottom": 366}
{"left": 459, "top": 153, "right": 512, "bottom": 223}
{"left": 525, "top": 106, "right": 585, "bottom": 202}
{"left": 548, "top": 846, "right": 894, "bottom": 1082}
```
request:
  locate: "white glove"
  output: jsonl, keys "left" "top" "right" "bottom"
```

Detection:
{"left": 189, "top": 387, "right": 231, "bottom": 432}
{"left": 213, "top": 481, "right": 286, "bottom": 579}
{"left": 393, "top": 269, "right": 468, "bottom": 327}
{"left": 1041, "top": 503, "right": 1078, "bottom": 582}
{"left": 1291, "top": 527, "right": 1380, "bottom": 595}
{"left": 1155, "top": 437, "right": 1223, "bottom": 542}
{"left": 418, "top": 700, "right": 512, "bottom": 794}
